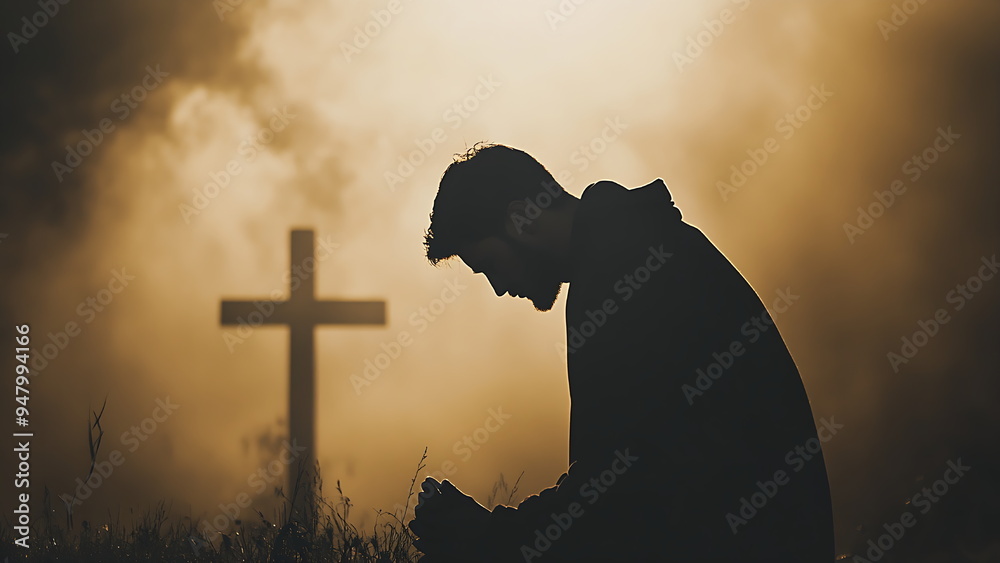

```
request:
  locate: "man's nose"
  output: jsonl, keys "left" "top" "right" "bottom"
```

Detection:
{"left": 485, "top": 273, "right": 506, "bottom": 297}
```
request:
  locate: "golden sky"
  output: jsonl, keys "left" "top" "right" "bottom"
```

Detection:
{"left": 2, "top": 0, "right": 998, "bottom": 555}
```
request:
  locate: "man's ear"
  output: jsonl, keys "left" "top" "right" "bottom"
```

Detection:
{"left": 505, "top": 200, "right": 536, "bottom": 238}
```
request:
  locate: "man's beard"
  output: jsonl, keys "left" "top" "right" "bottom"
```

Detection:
{"left": 502, "top": 235, "right": 564, "bottom": 312}
{"left": 530, "top": 278, "right": 563, "bottom": 311}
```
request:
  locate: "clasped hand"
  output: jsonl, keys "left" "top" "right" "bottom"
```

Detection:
{"left": 408, "top": 477, "right": 492, "bottom": 562}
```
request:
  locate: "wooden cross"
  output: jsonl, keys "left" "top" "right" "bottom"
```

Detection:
{"left": 220, "top": 229, "right": 385, "bottom": 525}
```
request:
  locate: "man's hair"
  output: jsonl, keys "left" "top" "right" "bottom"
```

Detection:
{"left": 424, "top": 143, "right": 567, "bottom": 265}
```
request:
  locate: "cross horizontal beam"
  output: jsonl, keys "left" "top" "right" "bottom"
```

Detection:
{"left": 220, "top": 300, "right": 386, "bottom": 327}
{"left": 218, "top": 229, "right": 387, "bottom": 528}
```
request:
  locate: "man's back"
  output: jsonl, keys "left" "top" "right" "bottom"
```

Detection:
{"left": 416, "top": 145, "right": 833, "bottom": 562}
{"left": 557, "top": 179, "right": 834, "bottom": 561}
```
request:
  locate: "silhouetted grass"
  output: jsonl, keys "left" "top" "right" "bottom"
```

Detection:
{"left": 0, "top": 401, "right": 541, "bottom": 562}
{"left": 0, "top": 402, "right": 431, "bottom": 562}
{"left": 0, "top": 451, "right": 429, "bottom": 563}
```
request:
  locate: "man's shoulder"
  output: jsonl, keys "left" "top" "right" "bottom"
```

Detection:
{"left": 581, "top": 178, "right": 674, "bottom": 202}
{"left": 571, "top": 178, "right": 681, "bottom": 264}
{"left": 579, "top": 178, "right": 681, "bottom": 222}
{"left": 580, "top": 180, "right": 628, "bottom": 203}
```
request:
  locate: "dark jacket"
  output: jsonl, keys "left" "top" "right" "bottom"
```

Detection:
{"left": 489, "top": 179, "right": 834, "bottom": 562}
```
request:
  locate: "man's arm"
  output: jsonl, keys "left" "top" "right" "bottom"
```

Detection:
{"left": 409, "top": 467, "right": 594, "bottom": 562}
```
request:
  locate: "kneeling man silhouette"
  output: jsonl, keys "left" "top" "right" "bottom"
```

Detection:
{"left": 410, "top": 144, "right": 834, "bottom": 562}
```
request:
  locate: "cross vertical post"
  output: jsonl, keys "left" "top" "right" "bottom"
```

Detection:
{"left": 288, "top": 229, "right": 317, "bottom": 524}
{"left": 220, "top": 229, "right": 386, "bottom": 527}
